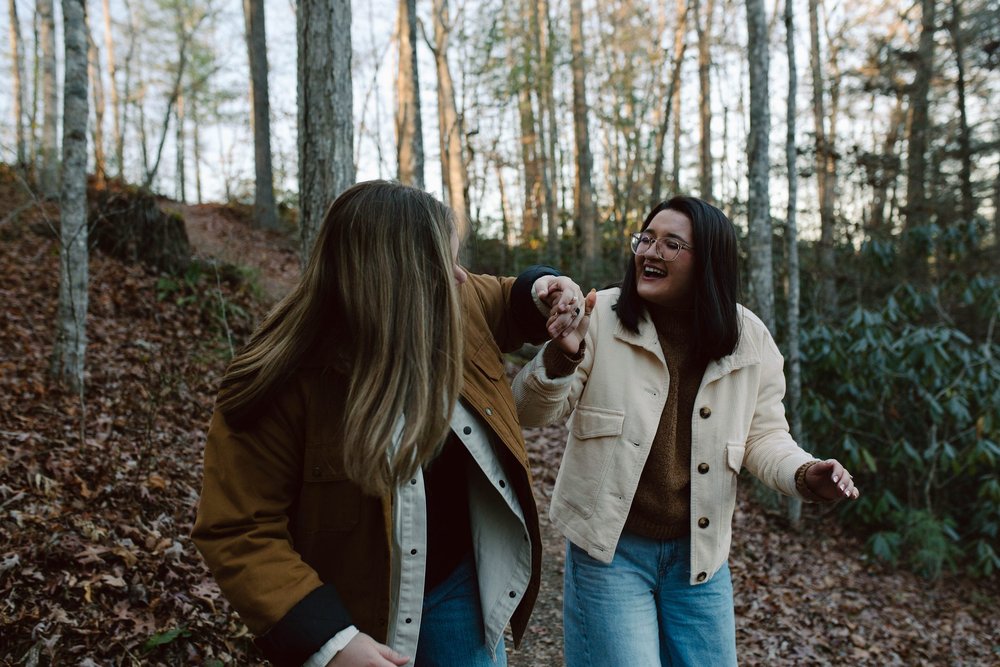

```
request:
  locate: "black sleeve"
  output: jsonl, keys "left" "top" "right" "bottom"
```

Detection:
{"left": 511, "top": 264, "right": 561, "bottom": 345}
{"left": 254, "top": 584, "right": 353, "bottom": 667}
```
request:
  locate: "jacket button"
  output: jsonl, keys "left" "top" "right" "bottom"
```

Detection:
{"left": 698, "top": 517, "right": 710, "bottom": 529}
{"left": 312, "top": 466, "right": 321, "bottom": 477}
{"left": 699, "top": 406, "right": 712, "bottom": 419}
{"left": 509, "top": 591, "right": 517, "bottom": 598}
{"left": 698, "top": 462, "right": 710, "bottom": 474}
{"left": 696, "top": 571, "right": 707, "bottom": 582}
{"left": 485, "top": 407, "right": 493, "bottom": 416}
{"left": 410, "top": 548, "right": 417, "bottom": 555}
{"left": 463, "top": 426, "right": 472, "bottom": 435}
{"left": 410, "top": 479, "right": 417, "bottom": 485}
{"left": 499, "top": 479, "right": 506, "bottom": 488}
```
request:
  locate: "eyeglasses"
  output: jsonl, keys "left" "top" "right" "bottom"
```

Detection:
{"left": 629, "top": 232, "right": 693, "bottom": 262}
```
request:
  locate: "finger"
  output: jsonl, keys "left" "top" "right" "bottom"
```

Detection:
{"left": 378, "top": 646, "right": 410, "bottom": 666}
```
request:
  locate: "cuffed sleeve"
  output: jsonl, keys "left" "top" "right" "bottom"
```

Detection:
{"left": 254, "top": 585, "right": 354, "bottom": 667}
{"left": 511, "top": 265, "right": 560, "bottom": 344}
{"left": 542, "top": 340, "right": 586, "bottom": 378}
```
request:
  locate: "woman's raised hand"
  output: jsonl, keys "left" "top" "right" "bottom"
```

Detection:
{"left": 534, "top": 275, "right": 587, "bottom": 340}
{"left": 547, "top": 289, "right": 597, "bottom": 356}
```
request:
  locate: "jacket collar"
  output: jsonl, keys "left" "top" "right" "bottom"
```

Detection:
{"left": 612, "top": 305, "right": 762, "bottom": 383}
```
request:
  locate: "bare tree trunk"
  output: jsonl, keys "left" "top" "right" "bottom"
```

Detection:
{"left": 784, "top": 0, "right": 803, "bottom": 527}
{"left": 569, "top": 0, "right": 597, "bottom": 286}
{"left": 870, "top": 93, "right": 905, "bottom": 233}
{"left": 39, "top": 0, "right": 60, "bottom": 197}
{"left": 651, "top": 0, "right": 688, "bottom": 206}
{"left": 430, "top": 0, "right": 469, "bottom": 239}
{"left": 695, "top": 0, "right": 715, "bottom": 201}
{"left": 243, "top": 0, "right": 279, "bottom": 229}
{"left": 101, "top": 0, "right": 121, "bottom": 178}
{"left": 192, "top": 95, "right": 203, "bottom": 203}
{"left": 809, "top": 0, "right": 836, "bottom": 311}
{"left": 87, "top": 27, "right": 106, "bottom": 186}
{"left": 395, "top": 0, "right": 424, "bottom": 189}
{"left": 513, "top": 0, "right": 541, "bottom": 243}
{"left": 904, "top": 0, "right": 937, "bottom": 236}
{"left": 536, "top": 0, "right": 559, "bottom": 264}
{"left": 30, "top": 6, "right": 40, "bottom": 169}
{"left": 298, "top": 0, "right": 354, "bottom": 263}
{"left": 671, "top": 82, "right": 682, "bottom": 192}
{"left": 8, "top": 0, "right": 27, "bottom": 168}
{"left": 175, "top": 90, "right": 185, "bottom": 202}
{"left": 52, "top": 0, "right": 89, "bottom": 395}
{"left": 949, "top": 0, "right": 975, "bottom": 223}
{"left": 746, "top": 0, "right": 774, "bottom": 331}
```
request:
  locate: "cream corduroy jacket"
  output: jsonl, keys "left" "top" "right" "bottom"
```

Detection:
{"left": 512, "top": 288, "right": 817, "bottom": 585}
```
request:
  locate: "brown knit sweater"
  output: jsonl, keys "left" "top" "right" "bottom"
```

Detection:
{"left": 623, "top": 306, "right": 707, "bottom": 539}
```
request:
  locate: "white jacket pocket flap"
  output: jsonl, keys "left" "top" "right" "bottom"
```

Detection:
{"left": 726, "top": 442, "right": 746, "bottom": 473}
{"left": 571, "top": 406, "right": 625, "bottom": 440}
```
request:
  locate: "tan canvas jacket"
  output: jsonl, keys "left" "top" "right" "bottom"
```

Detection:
{"left": 513, "top": 287, "right": 817, "bottom": 585}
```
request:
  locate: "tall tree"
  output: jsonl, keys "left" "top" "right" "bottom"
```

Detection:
{"left": 431, "top": 0, "right": 469, "bottom": 238}
{"left": 535, "top": 0, "right": 559, "bottom": 264}
{"left": 101, "top": 0, "right": 121, "bottom": 177}
{"left": 784, "top": 0, "right": 803, "bottom": 527}
{"left": 175, "top": 89, "right": 185, "bottom": 201}
{"left": 87, "top": 26, "right": 107, "bottom": 185}
{"left": 39, "top": 0, "right": 60, "bottom": 197}
{"left": 809, "top": 0, "right": 836, "bottom": 310}
{"left": 298, "top": 0, "right": 354, "bottom": 263}
{"left": 52, "top": 0, "right": 89, "bottom": 393}
{"left": 746, "top": 0, "right": 774, "bottom": 331}
{"left": 395, "top": 0, "right": 424, "bottom": 189}
{"left": 8, "top": 0, "right": 27, "bottom": 168}
{"left": 569, "top": 0, "right": 598, "bottom": 286}
{"left": 650, "top": 0, "right": 689, "bottom": 205}
{"left": 904, "top": 0, "right": 937, "bottom": 238}
{"left": 243, "top": 0, "right": 279, "bottom": 229}
{"left": 694, "top": 0, "right": 715, "bottom": 201}
{"left": 513, "top": 0, "right": 541, "bottom": 242}
{"left": 948, "top": 0, "right": 975, "bottom": 223}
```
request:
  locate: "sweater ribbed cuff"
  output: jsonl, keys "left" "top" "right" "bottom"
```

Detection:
{"left": 542, "top": 340, "right": 585, "bottom": 378}
{"left": 794, "top": 460, "right": 825, "bottom": 502}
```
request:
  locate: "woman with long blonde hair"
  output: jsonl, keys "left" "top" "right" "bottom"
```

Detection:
{"left": 194, "top": 181, "right": 584, "bottom": 667}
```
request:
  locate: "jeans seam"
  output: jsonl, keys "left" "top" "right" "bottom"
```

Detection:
{"left": 567, "top": 543, "right": 594, "bottom": 667}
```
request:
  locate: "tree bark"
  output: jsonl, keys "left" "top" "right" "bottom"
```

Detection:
{"left": 101, "top": 0, "right": 121, "bottom": 178}
{"left": 904, "top": 0, "right": 937, "bottom": 236}
{"left": 192, "top": 95, "right": 203, "bottom": 203}
{"left": 535, "top": 0, "right": 559, "bottom": 264}
{"left": 569, "top": 0, "right": 597, "bottom": 286}
{"left": 651, "top": 0, "right": 688, "bottom": 206}
{"left": 695, "top": 0, "right": 715, "bottom": 202}
{"left": 243, "top": 0, "right": 279, "bottom": 229}
{"left": 8, "top": 0, "right": 27, "bottom": 168}
{"left": 784, "top": 0, "right": 803, "bottom": 527}
{"left": 395, "top": 0, "right": 424, "bottom": 189}
{"left": 431, "top": 0, "right": 469, "bottom": 241}
{"left": 948, "top": 0, "right": 975, "bottom": 223}
{"left": 746, "top": 0, "right": 774, "bottom": 332}
{"left": 175, "top": 90, "right": 185, "bottom": 202}
{"left": 52, "top": 0, "right": 89, "bottom": 394}
{"left": 297, "top": 0, "right": 354, "bottom": 264}
{"left": 809, "top": 0, "right": 836, "bottom": 311}
{"left": 87, "top": 27, "right": 106, "bottom": 186}
{"left": 39, "top": 0, "right": 60, "bottom": 197}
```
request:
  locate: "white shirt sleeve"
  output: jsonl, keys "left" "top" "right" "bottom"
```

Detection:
{"left": 301, "top": 625, "right": 360, "bottom": 667}
{"left": 530, "top": 281, "right": 552, "bottom": 317}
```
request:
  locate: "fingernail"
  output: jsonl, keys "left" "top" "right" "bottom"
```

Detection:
{"left": 839, "top": 483, "right": 845, "bottom": 491}
{"left": 832, "top": 475, "right": 839, "bottom": 483}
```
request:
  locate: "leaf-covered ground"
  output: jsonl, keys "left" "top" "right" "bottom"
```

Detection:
{"left": 1, "top": 170, "right": 997, "bottom": 665}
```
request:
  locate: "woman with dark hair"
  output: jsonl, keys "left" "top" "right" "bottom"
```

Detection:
{"left": 193, "top": 180, "right": 586, "bottom": 667}
{"left": 513, "top": 196, "right": 858, "bottom": 666}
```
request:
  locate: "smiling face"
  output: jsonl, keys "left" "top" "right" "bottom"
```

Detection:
{"left": 634, "top": 208, "right": 696, "bottom": 308}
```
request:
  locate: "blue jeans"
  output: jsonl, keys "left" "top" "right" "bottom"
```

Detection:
{"left": 563, "top": 532, "right": 737, "bottom": 667}
{"left": 415, "top": 554, "right": 507, "bottom": 666}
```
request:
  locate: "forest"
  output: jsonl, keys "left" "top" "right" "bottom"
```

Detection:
{"left": 1, "top": 0, "right": 998, "bottom": 664}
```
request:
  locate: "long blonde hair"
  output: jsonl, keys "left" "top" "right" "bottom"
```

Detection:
{"left": 217, "top": 180, "right": 463, "bottom": 496}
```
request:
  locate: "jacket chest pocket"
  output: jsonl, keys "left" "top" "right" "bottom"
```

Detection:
{"left": 300, "top": 446, "right": 362, "bottom": 532}
{"left": 556, "top": 406, "right": 625, "bottom": 519}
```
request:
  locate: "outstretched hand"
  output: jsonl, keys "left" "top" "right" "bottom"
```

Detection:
{"left": 547, "top": 289, "right": 597, "bottom": 355}
{"left": 804, "top": 459, "right": 860, "bottom": 501}
{"left": 534, "top": 275, "right": 586, "bottom": 340}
